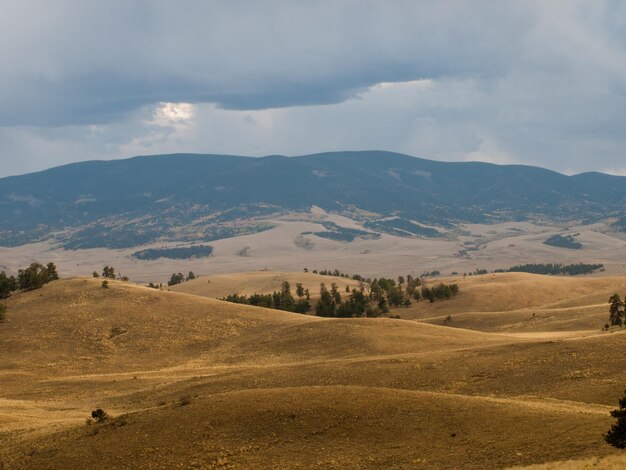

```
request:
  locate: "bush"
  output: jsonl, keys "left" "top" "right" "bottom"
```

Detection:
{"left": 91, "top": 409, "right": 108, "bottom": 423}
{"left": 0, "top": 304, "right": 6, "bottom": 323}
{"left": 101, "top": 280, "right": 109, "bottom": 289}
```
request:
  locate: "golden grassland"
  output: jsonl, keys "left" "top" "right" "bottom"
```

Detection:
{"left": 169, "top": 270, "right": 361, "bottom": 300}
{"left": 1, "top": 272, "right": 625, "bottom": 469}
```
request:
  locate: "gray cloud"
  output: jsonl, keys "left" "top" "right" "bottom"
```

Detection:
{"left": 1, "top": 1, "right": 626, "bottom": 176}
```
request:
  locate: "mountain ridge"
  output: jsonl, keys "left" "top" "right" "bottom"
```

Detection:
{"left": 1, "top": 150, "right": 625, "bottom": 248}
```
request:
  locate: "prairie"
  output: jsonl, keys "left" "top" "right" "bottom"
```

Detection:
{"left": 0, "top": 273, "right": 624, "bottom": 469}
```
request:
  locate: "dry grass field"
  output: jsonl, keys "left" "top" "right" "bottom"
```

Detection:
{"left": 1, "top": 273, "right": 625, "bottom": 468}
{"left": 169, "top": 270, "right": 361, "bottom": 301}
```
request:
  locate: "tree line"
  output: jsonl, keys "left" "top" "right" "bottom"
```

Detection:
{"left": 0, "top": 262, "right": 59, "bottom": 298}
{"left": 221, "top": 275, "right": 459, "bottom": 318}
{"left": 222, "top": 281, "right": 310, "bottom": 313}
{"left": 166, "top": 271, "right": 197, "bottom": 286}
{"left": 315, "top": 276, "right": 459, "bottom": 318}
{"left": 496, "top": 263, "right": 604, "bottom": 276}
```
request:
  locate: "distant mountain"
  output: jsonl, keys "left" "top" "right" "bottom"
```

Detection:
{"left": 1, "top": 151, "right": 625, "bottom": 248}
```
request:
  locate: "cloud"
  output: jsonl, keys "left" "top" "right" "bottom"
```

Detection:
{"left": 1, "top": 1, "right": 626, "bottom": 176}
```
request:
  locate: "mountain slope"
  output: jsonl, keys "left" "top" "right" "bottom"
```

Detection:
{"left": 1, "top": 151, "right": 625, "bottom": 248}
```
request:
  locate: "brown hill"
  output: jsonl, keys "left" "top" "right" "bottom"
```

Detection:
{"left": 1, "top": 275, "right": 625, "bottom": 469}
{"left": 168, "top": 270, "right": 362, "bottom": 300}
{"left": 400, "top": 272, "right": 626, "bottom": 332}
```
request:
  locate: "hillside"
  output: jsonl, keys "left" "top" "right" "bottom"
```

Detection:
{"left": 2, "top": 151, "right": 626, "bottom": 248}
{"left": 400, "top": 272, "right": 626, "bottom": 331}
{"left": 1, "top": 275, "right": 625, "bottom": 468}
{"left": 168, "top": 270, "right": 362, "bottom": 300}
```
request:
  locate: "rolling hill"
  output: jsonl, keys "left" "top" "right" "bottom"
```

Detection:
{"left": 168, "top": 270, "right": 362, "bottom": 300}
{"left": 1, "top": 151, "right": 626, "bottom": 248}
{"left": 1, "top": 273, "right": 625, "bottom": 468}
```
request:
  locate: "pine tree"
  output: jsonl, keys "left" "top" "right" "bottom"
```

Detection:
{"left": 295, "top": 283, "right": 304, "bottom": 298}
{"left": 102, "top": 266, "right": 116, "bottom": 279}
{"left": 0, "top": 272, "right": 12, "bottom": 299}
{"left": 605, "top": 390, "right": 626, "bottom": 448}
{"left": 330, "top": 283, "right": 342, "bottom": 304}
{"left": 17, "top": 263, "right": 49, "bottom": 291}
{"left": 609, "top": 294, "right": 624, "bottom": 326}
{"left": 316, "top": 283, "right": 336, "bottom": 317}
{"left": 46, "top": 262, "right": 59, "bottom": 281}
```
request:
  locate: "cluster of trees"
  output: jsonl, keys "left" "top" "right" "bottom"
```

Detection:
{"left": 167, "top": 271, "right": 196, "bottom": 286}
{"left": 543, "top": 234, "right": 583, "bottom": 250}
{"left": 315, "top": 275, "right": 459, "bottom": 318}
{"left": 222, "top": 281, "right": 310, "bottom": 313}
{"left": 132, "top": 245, "right": 213, "bottom": 260}
{"left": 0, "top": 262, "right": 59, "bottom": 298}
{"left": 316, "top": 283, "right": 378, "bottom": 317}
{"left": 306, "top": 268, "right": 365, "bottom": 282}
{"left": 221, "top": 274, "right": 460, "bottom": 318}
{"left": 92, "top": 266, "right": 129, "bottom": 281}
{"left": 496, "top": 263, "right": 604, "bottom": 276}
{"left": 608, "top": 294, "right": 626, "bottom": 327}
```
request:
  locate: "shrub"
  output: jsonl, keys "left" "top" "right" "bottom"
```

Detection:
{"left": 0, "top": 304, "right": 6, "bottom": 322}
{"left": 101, "top": 280, "right": 109, "bottom": 289}
{"left": 91, "top": 408, "right": 109, "bottom": 423}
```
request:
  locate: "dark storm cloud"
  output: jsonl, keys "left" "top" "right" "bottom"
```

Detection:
{"left": 0, "top": 0, "right": 527, "bottom": 126}
{"left": 1, "top": 0, "right": 626, "bottom": 176}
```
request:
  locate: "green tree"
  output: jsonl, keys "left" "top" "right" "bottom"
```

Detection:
{"left": 0, "top": 272, "right": 14, "bottom": 299}
{"left": 46, "top": 262, "right": 59, "bottom": 281}
{"left": 609, "top": 294, "right": 624, "bottom": 326}
{"left": 605, "top": 390, "right": 626, "bottom": 448}
{"left": 330, "top": 283, "right": 342, "bottom": 304}
{"left": 295, "top": 283, "right": 304, "bottom": 298}
{"left": 17, "top": 263, "right": 49, "bottom": 291}
{"left": 279, "top": 281, "right": 295, "bottom": 311}
{"left": 168, "top": 273, "right": 185, "bottom": 286}
{"left": 186, "top": 271, "right": 196, "bottom": 281}
{"left": 92, "top": 271, "right": 100, "bottom": 278}
{"left": 316, "top": 283, "right": 336, "bottom": 317}
{"left": 102, "top": 266, "right": 116, "bottom": 279}
{"left": 377, "top": 295, "right": 389, "bottom": 314}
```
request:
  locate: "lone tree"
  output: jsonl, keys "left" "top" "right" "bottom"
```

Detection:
{"left": 608, "top": 294, "right": 624, "bottom": 327}
{"left": 605, "top": 390, "right": 626, "bottom": 448}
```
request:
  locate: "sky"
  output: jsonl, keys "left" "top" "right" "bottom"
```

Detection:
{"left": 1, "top": 0, "right": 626, "bottom": 177}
